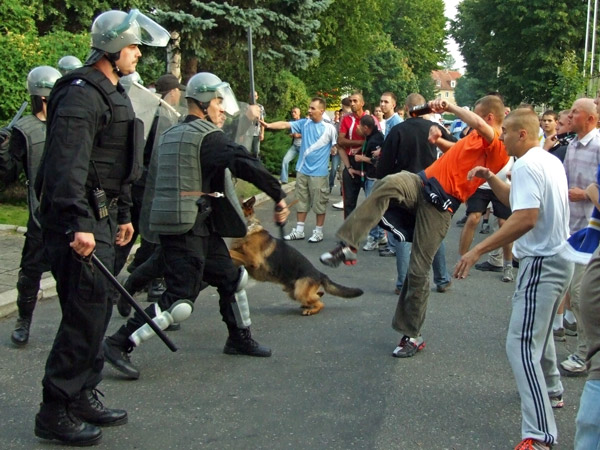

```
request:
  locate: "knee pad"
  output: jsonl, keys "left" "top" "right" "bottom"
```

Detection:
{"left": 232, "top": 266, "right": 251, "bottom": 328}
{"left": 129, "top": 299, "right": 194, "bottom": 347}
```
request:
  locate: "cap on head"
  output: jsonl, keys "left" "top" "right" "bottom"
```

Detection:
{"left": 27, "top": 66, "right": 62, "bottom": 96}
{"left": 57, "top": 55, "right": 83, "bottom": 75}
{"left": 156, "top": 74, "right": 185, "bottom": 95}
{"left": 86, "top": 9, "right": 170, "bottom": 65}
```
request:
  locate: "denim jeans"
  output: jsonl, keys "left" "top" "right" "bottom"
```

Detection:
{"left": 280, "top": 144, "right": 299, "bottom": 183}
{"left": 575, "top": 380, "right": 600, "bottom": 450}
{"left": 329, "top": 153, "right": 341, "bottom": 191}
{"left": 364, "top": 178, "right": 385, "bottom": 240}
{"left": 391, "top": 235, "right": 451, "bottom": 290}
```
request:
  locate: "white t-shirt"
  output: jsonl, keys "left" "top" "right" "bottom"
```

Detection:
{"left": 510, "top": 146, "right": 570, "bottom": 258}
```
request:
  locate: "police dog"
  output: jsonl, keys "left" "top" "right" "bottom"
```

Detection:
{"left": 229, "top": 197, "right": 363, "bottom": 315}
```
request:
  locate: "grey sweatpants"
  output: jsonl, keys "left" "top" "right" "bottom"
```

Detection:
{"left": 336, "top": 172, "right": 451, "bottom": 337}
{"left": 507, "top": 253, "right": 574, "bottom": 446}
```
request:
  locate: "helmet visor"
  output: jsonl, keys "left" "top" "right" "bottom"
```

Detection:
{"left": 215, "top": 82, "right": 240, "bottom": 117}
{"left": 112, "top": 9, "right": 171, "bottom": 48}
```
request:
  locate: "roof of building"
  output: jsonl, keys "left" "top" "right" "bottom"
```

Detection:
{"left": 431, "top": 70, "right": 462, "bottom": 90}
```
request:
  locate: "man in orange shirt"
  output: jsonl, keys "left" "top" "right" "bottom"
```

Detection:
{"left": 321, "top": 95, "right": 508, "bottom": 357}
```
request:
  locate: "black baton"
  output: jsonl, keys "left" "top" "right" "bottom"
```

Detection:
{"left": 90, "top": 253, "right": 178, "bottom": 352}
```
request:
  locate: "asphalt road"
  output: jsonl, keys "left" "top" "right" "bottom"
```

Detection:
{"left": 0, "top": 192, "right": 586, "bottom": 449}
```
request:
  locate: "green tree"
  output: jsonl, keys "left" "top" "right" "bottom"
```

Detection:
{"left": 452, "top": 0, "right": 587, "bottom": 106}
{"left": 386, "top": 0, "right": 448, "bottom": 80}
{"left": 454, "top": 74, "right": 487, "bottom": 107}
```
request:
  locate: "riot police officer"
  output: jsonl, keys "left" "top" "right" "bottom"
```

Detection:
{"left": 34, "top": 9, "right": 170, "bottom": 446}
{"left": 103, "top": 72, "right": 289, "bottom": 378}
{"left": 0, "top": 66, "right": 61, "bottom": 346}
{"left": 57, "top": 55, "right": 83, "bottom": 75}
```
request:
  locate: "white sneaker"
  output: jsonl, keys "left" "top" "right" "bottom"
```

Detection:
{"left": 560, "top": 354, "right": 587, "bottom": 375}
{"left": 502, "top": 265, "right": 514, "bottom": 282}
{"left": 362, "top": 236, "right": 378, "bottom": 251}
{"left": 284, "top": 229, "right": 305, "bottom": 241}
{"left": 308, "top": 229, "right": 323, "bottom": 243}
{"left": 378, "top": 235, "right": 388, "bottom": 246}
{"left": 332, "top": 201, "right": 344, "bottom": 210}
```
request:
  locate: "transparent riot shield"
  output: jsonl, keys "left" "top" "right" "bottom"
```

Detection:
{"left": 123, "top": 80, "right": 161, "bottom": 141}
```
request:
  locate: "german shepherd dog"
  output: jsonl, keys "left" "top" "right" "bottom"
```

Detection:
{"left": 229, "top": 197, "right": 363, "bottom": 315}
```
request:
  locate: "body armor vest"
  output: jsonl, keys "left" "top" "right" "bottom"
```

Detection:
{"left": 13, "top": 115, "right": 46, "bottom": 224}
{"left": 52, "top": 67, "right": 143, "bottom": 196}
{"left": 150, "top": 119, "right": 220, "bottom": 234}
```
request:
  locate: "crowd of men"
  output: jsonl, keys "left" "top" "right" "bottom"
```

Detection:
{"left": 0, "top": 7, "right": 599, "bottom": 450}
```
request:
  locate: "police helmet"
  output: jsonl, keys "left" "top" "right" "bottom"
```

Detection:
{"left": 185, "top": 72, "right": 239, "bottom": 117}
{"left": 27, "top": 66, "right": 62, "bottom": 96}
{"left": 57, "top": 55, "right": 83, "bottom": 75}
{"left": 86, "top": 9, "right": 170, "bottom": 65}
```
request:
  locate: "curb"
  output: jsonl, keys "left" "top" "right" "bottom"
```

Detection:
{"left": 0, "top": 182, "right": 295, "bottom": 319}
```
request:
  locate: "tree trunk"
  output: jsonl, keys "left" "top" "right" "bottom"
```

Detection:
{"left": 166, "top": 31, "right": 182, "bottom": 79}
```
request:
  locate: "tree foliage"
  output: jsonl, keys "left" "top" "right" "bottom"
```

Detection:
{"left": 451, "top": 0, "right": 587, "bottom": 106}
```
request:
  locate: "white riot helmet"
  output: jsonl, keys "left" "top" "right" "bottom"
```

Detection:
{"left": 185, "top": 72, "right": 240, "bottom": 117}
{"left": 57, "top": 55, "right": 83, "bottom": 75}
{"left": 85, "top": 9, "right": 170, "bottom": 66}
{"left": 27, "top": 66, "right": 62, "bottom": 96}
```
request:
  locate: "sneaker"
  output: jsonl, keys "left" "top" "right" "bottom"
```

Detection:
{"left": 480, "top": 222, "right": 490, "bottom": 234}
{"left": 308, "top": 229, "right": 323, "bottom": 243}
{"left": 502, "top": 265, "right": 514, "bottom": 282}
{"left": 474, "top": 261, "right": 503, "bottom": 272}
{"left": 320, "top": 243, "right": 358, "bottom": 267}
{"left": 392, "top": 335, "right": 425, "bottom": 358}
{"left": 550, "top": 394, "right": 564, "bottom": 409}
{"left": 514, "top": 438, "right": 550, "bottom": 450}
{"left": 394, "top": 288, "right": 401, "bottom": 295}
{"left": 553, "top": 328, "right": 566, "bottom": 342}
{"left": 284, "top": 229, "right": 305, "bottom": 241}
{"left": 362, "top": 236, "right": 379, "bottom": 251}
{"left": 563, "top": 317, "right": 577, "bottom": 336}
{"left": 332, "top": 200, "right": 344, "bottom": 210}
{"left": 560, "top": 354, "right": 587, "bottom": 376}
{"left": 378, "top": 248, "right": 396, "bottom": 257}
{"left": 379, "top": 235, "right": 388, "bottom": 246}
{"left": 456, "top": 215, "right": 467, "bottom": 227}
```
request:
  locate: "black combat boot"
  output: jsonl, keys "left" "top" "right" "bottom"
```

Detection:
{"left": 11, "top": 294, "right": 37, "bottom": 346}
{"left": 35, "top": 401, "right": 102, "bottom": 446}
{"left": 223, "top": 327, "right": 272, "bottom": 357}
{"left": 102, "top": 335, "right": 140, "bottom": 380}
{"left": 70, "top": 389, "right": 128, "bottom": 427}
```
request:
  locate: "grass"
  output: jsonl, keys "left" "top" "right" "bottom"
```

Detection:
{"left": 0, "top": 203, "right": 28, "bottom": 227}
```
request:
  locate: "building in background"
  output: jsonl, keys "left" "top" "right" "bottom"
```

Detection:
{"left": 431, "top": 70, "right": 462, "bottom": 105}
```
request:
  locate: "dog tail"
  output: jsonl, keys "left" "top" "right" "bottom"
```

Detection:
{"left": 321, "top": 276, "right": 363, "bottom": 298}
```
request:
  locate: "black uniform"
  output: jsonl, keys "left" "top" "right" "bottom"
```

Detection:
{"left": 109, "top": 115, "right": 285, "bottom": 344}
{"left": 36, "top": 66, "right": 141, "bottom": 403}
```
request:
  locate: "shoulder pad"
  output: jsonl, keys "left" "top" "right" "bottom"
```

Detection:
{"left": 71, "top": 79, "right": 86, "bottom": 87}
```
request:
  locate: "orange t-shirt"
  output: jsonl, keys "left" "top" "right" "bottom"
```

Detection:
{"left": 424, "top": 129, "right": 508, "bottom": 203}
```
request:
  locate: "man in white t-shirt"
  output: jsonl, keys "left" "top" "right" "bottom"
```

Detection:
{"left": 454, "top": 109, "right": 574, "bottom": 450}
{"left": 261, "top": 97, "right": 337, "bottom": 243}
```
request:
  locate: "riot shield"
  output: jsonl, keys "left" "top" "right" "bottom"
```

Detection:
{"left": 123, "top": 81, "right": 161, "bottom": 141}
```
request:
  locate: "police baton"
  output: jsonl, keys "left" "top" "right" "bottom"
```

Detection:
{"left": 89, "top": 253, "right": 178, "bottom": 352}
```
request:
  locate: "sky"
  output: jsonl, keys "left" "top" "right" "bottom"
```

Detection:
{"left": 444, "top": 0, "right": 465, "bottom": 72}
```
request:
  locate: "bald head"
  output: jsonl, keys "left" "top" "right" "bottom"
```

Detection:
{"left": 569, "top": 98, "right": 598, "bottom": 137}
